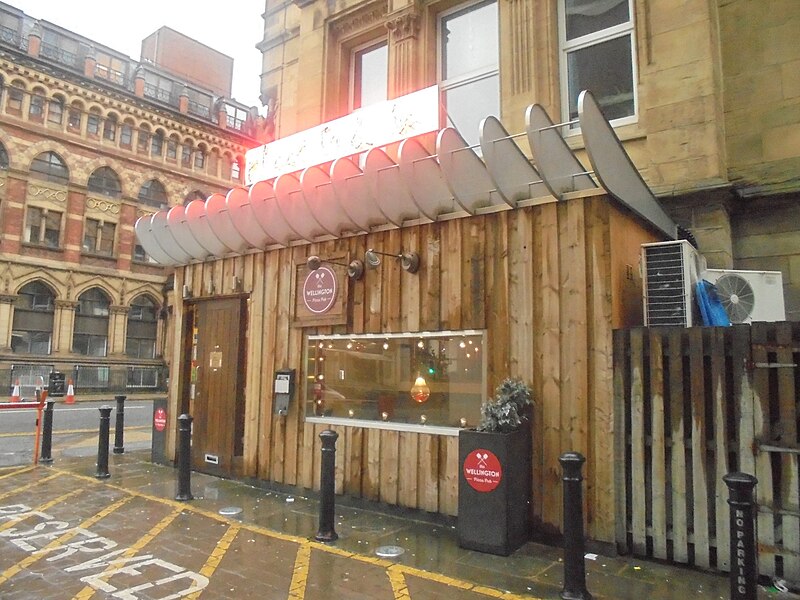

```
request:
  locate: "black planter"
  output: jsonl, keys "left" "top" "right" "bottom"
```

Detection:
{"left": 457, "top": 426, "right": 532, "bottom": 555}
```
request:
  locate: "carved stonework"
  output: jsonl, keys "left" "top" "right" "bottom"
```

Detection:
{"left": 27, "top": 183, "right": 67, "bottom": 204}
{"left": 86, "top": 196, "right": 121, "bottom": 216}
{"left": 55, "top": 300, "right": 78, "bottom": 310}
{"left": 137, "top": 208, "right": 157, "bottom": 219}
{"left": 0, "top": 294, "right": 16, "bottom": 304}
{"left": 330, "top": 2, "right": 388, "bottom": 39}
{"left": 110, "top": 305, "right": 129, "bottom": 316}
{"left": 387, "top": 10, "right": 420, "bottom": 42}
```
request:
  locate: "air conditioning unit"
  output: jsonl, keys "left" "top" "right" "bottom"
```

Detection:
{"left": 642, "top": 240, "right": 705, "bottom": 326}
{"left": 701, "top": 269, "right": 785, "bottom": 323}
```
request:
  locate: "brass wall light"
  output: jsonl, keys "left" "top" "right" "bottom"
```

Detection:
{"left": 306, "top": 255, "right": 365, "bottom": 280}
{"left": 364, "top": 249, "right": 420, "bottom": 274}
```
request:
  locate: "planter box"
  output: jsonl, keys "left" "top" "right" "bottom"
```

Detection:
{"left": 457, "top": 426, "right": 532, "bottom": 555}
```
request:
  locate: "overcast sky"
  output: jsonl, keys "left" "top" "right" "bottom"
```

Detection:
{"left": 8, "top": 0, "right": 265, "bottom": 109}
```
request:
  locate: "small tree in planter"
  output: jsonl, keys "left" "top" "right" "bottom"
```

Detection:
{"left": 458, "top": 378, "right": 534, "bottom": 556}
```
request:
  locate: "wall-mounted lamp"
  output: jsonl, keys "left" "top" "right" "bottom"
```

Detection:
{"left": 182, "top": 284, "right": 192, "bottom": 300}
{"left": 364, "top": 249, "right": 420, "bottom": 274}
{"left": 306, "top": 255, "right": 365, "bottom": 280}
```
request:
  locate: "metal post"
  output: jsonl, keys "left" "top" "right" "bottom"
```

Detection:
{"left": 175, "top": 414, "right": 193, "bottom": 501}
{"left": 95, "top": 406, "right": 112, "bottom": 479}
{"left": 560, "top": 452, "right": 592, "bottom": 600}
{"left": 724, "top": 472, "right": 758, "bottom": 600}
{"left": 40, "top": 399, "right": 55, "bottom": 465}
{"left": 315, "top": 429, "right": 339, "bottom": 542}
{"left": 113, "top": 395, "right": 126, "bottom": 454}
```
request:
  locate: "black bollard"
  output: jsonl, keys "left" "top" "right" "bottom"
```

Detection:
{"left": 113, "top": 395, "right": 126, "bottom": 454}
{"left": 95, "top": 406, "right": 112, "bottom": 479}
{"left": 724, "top": 472, "right": 759, "bottom": 600}
{"left": 315, "top": 429, "right": 339, "bottom": 542}
{"left": 560, "top": 452, "right": 593, "bottom": 600}
{"left": 40, "top": 399, "right": 55, "bottom": 465}
{"left": 175, "top": 414, "right": 193, "bottom": 501}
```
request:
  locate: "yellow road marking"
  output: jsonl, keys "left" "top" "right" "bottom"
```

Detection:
{"left": 72, "top": 506, "right": 183, "bottom": 599}
{"left": 53, "top": 470, "right": 539, "bottom": 599}
{"left": 0, "top": 425, "right": 149, "bottom": 439}
{"left": 0, "top": 465, "right": 34, "bottom": 480}
{"left": 0, "top": 495, "right": 132, "bottom": 585}
{"left": 288, "top": 541, "right": 311, "bottom": 600}
{"left": 0, "top": 471, "right": 63, "bottom": 502}
{"left": 388, "top": 564, "right": 411, "bottom": 599}
{"left": 185, "top": 523, "right": 240, "bottom": 600}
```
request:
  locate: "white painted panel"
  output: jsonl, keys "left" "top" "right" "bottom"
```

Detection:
{"left": 166, "top": 205, "right": 208, "bottom": 261}
{"left": 150, "top": 211, "right": 193, "bottom": 263}
{"left": 205, "top": 191, "right": 250, "bottom": 252}
{"left": 134, "top": 214, "right": 177, "bottom": 265}
{"left": 397, "top": 138, "right": 457, "bottom": 219}
{"left": 226, "top": 186, "right": 275, "bottom": 248}
{"left": 299, "top": 166, "right": 354, "bottom": 236}
{"left": 184, "top": 198, "right": 231, "bottom": 257}
{"left": 362, "top": 149, "right": 418, "bottom": 226}
{"left": 274, "top": 173, "right": 328, "bottom": 241}
{"left": 249, "top": 180, "right": 299, "bottom": 246}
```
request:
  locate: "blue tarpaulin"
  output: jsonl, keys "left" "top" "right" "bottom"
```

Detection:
{"left": 696, "top": 279, "right": 731, "bottom": 326}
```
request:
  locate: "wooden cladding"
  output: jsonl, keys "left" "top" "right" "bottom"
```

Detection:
{"left": 169, "top": 191, "right": 653, "bottom": 542}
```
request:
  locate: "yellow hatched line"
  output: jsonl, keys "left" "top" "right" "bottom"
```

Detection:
{"left": 185, "top": 523, "right": 240, "bottom": 600}
{"left": 0, "top": 495, "right": 132, "bottom": 585}
{"left": 0, "top": 465, "right": 34, "bottom": 480}
{"left": 55, "top": 469, "right": 538, "bottom": 600}
{"left": 0, "top": 488, "right": 82, "bottom": 534}
{"left": 387, "top": 564, "right": 411, "bottom": 599}
{"left": 0, "top": 471, "right": 63, "bottom": 502}
{"left": 71, "top": 506, "right": 183, "bottom": 600}
{"left": 0, "top": 425, "right": 148, "bottom": 439}
{"left": 287, "top": 541, "right": 311, "bottom": 600}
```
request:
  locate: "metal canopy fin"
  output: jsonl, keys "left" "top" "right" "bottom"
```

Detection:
{"left": 134, "top": 214, "right": 178, "bottom": 265}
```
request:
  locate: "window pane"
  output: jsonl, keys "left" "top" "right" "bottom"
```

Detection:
{"left": 443, "top": 74, "right": 499, "bottom": 147}
{"left": 83, "top": 218, "right": 99, "bottom": 252}
{"left": 442, "top": 1, "right": 498, "bottom": 81}
{"left": 44, "top": 211, "right": 61, "bottom": 247}
{"left": 353, "top": 42, "right": 387, "bottom": 109}
{"left": 565, "top": 0, "right": 629, "bottom": 40}
{"left": 99, "top": 222, "right": 115, "bottom": 255}
{"left": 567, "top": 34, "right": 634, "bottom": 121}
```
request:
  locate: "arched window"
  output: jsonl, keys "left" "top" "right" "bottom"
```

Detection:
{"left": 48, "top": 95, "right": 65, "bottom": 125}
{"left": 29, "top": 88, "right": 45, "bottom": 122}
{"left": 0, "top": 143, "right": 9, "bottom": 170}
{"left": 231, "top": 157, "right": 242, "bottom": 181}
{"left": 87, "top": 107, "right": 102, "bottom": 137}
{"left": 126, "top": 295, "right": 158, "bottom": 359}
{"left": 87, "top": 166, "right": 121, "bottom": 198}
{"left": 73, "top": 288, "right": 110, "bottom": 356}
{"left": 103, "top": 114, "right": 117, "bottom": 141}
{"left": 138, "top": 179, "right": 168, "bottom": 208}
{"left": 11, "top": 281, "right": 55, "bottom": 355}
{"left": 184, "top": 190, "right": 206, "bottom": 204}
{"left": 30, "top": 151, "right": 69, "bottom": 185}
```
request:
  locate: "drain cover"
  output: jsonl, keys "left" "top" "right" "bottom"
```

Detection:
{"left": 375, "top": 545, "right": 405, "bottom": 558}
{"left": 218, "top": 506, "right": 243, "bottom": 517}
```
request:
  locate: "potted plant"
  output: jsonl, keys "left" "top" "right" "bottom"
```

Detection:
{"left": 458, "top": 377, "right": 533, "bottom": 556}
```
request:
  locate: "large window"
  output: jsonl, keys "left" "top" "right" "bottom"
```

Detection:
{"left": 82, "top": 218, "right": 115, "bottom": 256}
{"left": 30, "top": 151, "right": 69, "bottom": 185}
{"left": 305, "top": 331, "right": 486, "bottom": 429}
{"left": 73, "top": 288, "right": 110, "bottom": 357}
{"left": 126, "top": 295, "right": 158, "bottom": 359}
{"left": 138, "top": 179, "right": 168, "bottom": 208}
{"left": 11, "top": 281, "right": 55, "bottom": 355}
{"left": 87, "top": 166, "right": 121, "bottom": 198}
{"left": 560, "top": 0, "right": 636, "bottom": 125}
{"left": 439, "top": 0, "right": 499, "bottom": 148}
{"left": 47, "top": 97, "right": 64, "bottom": 125}
{"left": 25, "top": 207, "right": 61, "bottom": 248}
{"left": 351, "top": 40, "right": 388, "bottom": 110}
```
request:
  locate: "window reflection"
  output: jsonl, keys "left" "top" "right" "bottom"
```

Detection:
{"left": 305, "top": 331, "right": 485, "bottom": 428}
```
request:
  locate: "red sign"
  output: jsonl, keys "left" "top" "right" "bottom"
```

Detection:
{"left": 154, "top": 408, "right": 167, "bottom": 432}
{"left": 463, "top": 449, "right": 502, "bottom": 492}
{"left": 302, "top": 266, "right": 338, "bottom": 314}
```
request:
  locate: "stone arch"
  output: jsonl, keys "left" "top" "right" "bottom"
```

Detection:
{"left": 13, "top": 273, "right": 60, "bottom": 298}
{"left": 127, "top": 286, "right": 162, "bottom": 308}
{"left": 73, "top": 278, "right": 119, "bottom": 305}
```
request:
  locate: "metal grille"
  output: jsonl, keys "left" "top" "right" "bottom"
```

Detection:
{"left": 10, "top": 364, "right": 53, "bottom": 399}
{"left": 127, "top": 366, "right": 159, "bottom": 389}
{"left": 643, "top": 241, "right": 693, "bottom": 327}
{"left": 74, "top": 364, "right": 110, "bottom": 389}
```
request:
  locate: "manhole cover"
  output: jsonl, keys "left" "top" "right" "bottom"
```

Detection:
{"left": 375, "top": 545, "right": 405, "bottom": 558}
{"left": 218, "top": 506, "right": 243, "bottom": 517}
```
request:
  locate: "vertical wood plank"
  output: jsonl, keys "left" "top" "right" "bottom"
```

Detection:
{"left": 612, "top": 329, "right": 629, "bottom": 553}
{"left": 382, "top": 228, "right": 402, "bottom": 333}
{"left": 649, "top": 330, "right": 667, "bottom": 559}
{"left": 668, "top": 328, "right": 689, "bottom": 563}
{"left": 463, "top": 217, "right": 485, "bottom": 330}
{"left": 777, "top": 323, "right": 799, "bottom": 577}
{"left": 243, "top": 253, "right": 263, "bottom": 476}
{"left": 379, "top": 430, "right": 400, "bottom": 505}
{"left": 398, "top": 432, "right": 419, "bottom": 508}
{"left": 689, "top": 327, "right": 710, "bottom": 569}
{"left": 629, "top": 328, "right": 647, "bottom": 555}
{"left": 421, "top": 223, "right": 441, "bottom": 331}
{"left": 258, "top": 249, "right": 280, "bottom": 481}
{"left": 711, "top": 327, "right": 730, "bottom": 570}
{"left": 401, "top": 226, "right": 420, "bottom": 332}
{"left": 417, "top": 433, "right": 439, "bottom": 513}
{"left": 732, "top": 325, "right": 755, "bottom": 476}
{"left": 344, "top": 427, "right": 363, "bottom": 496}
{"left": 441, "top": 219, "right": 462, "bottom": 330}
{"left": 363, "top": 427, "right": 381, "bottom": 501}
{"left": 301, "top": 422, "right": 315, "bottom": 489}
{"left": 438, "top": 435, "right": 459, "bottom": 516}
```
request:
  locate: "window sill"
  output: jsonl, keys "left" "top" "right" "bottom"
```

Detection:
{"left": 305, "top": 415, "right": 460, "bottom": 436}
{"left": 81, "top": 251, "right": 116, "bottom": 261}
{"left": 21, "top": 243, "right": 63, "bottom": 253}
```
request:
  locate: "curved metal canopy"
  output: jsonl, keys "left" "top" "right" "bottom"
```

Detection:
{"left": 166, "top": 205, "right": 209, "bottom": 261}
{"left": 398, "top": 138, "right": 457, "bottom": 220}
{"left": 362, "top": 148, "right": 419, "bottom": 226}
{"left": 274, "top": 173, "right": 329, "bottom": 242}
{"left": 150, "top": 211, "right": 193, "bottom": 263}
{"left": 249, "top": 180, "right": 298, "bottom": 246}
{"left": 206, "top": 192, "right": 250, "bottom": 253}
{"left": 134, "top": 214, "right": 178, "bottom": 265}
{"left": 300, "top": 165, "right": 355, "bottom": 236}
{"left": 185, "top": 198, "right": 231, "bottom": 257}
{"left": 226, "top": 186, "right": 275, "bottom": 248}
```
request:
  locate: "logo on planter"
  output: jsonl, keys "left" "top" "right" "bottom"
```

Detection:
{"left": 463, "top": 449, "right": 502, "bottom": 492}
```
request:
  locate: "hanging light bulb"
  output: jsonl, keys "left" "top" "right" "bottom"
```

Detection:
{"left": 383, "top": 341, "right": 389, "bottom": 350}
{"left": 459, "top": 340, "right": 466, "bottom": 349}
{"left": 410, "top": 375, "right": 431, "bottom": 403}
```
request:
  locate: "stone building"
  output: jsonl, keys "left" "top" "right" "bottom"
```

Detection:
{"left": 0, "top": 1, "right": 259, "bottom": 399}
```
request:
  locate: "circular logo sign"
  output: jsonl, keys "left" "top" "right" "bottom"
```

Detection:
{"left": 302, "top": 266, "right": 338, "bottom": 314}
{"left": 463, "top": 449, "right": 502, "bottom": 492}
{"left": 154, "top": 408, "right": 167, "bottom": 432}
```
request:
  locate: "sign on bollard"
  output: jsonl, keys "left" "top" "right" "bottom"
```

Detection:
{"left": 724, "top": 472, "right": 758, "bottom": 600}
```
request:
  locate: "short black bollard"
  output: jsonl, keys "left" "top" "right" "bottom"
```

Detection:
{"left": 175, "top": 414, "right": 193, "bottom": 501}
{"left": 40, "top": 399, "right": 55, "bottom": 465}
{"left": 95, "top": 406, "right": 112, "bottom": 479}
{"left": 560, "top": 452, "right": 593, "bottom": 600}
{"left": 724, "top": 472, "right": 759, "bottom": 600}
{"left": 315, "top": 429, "right": 339, "bottom": 542}
{"left": 113, "top": 395, "right": 126, "bottom": 454}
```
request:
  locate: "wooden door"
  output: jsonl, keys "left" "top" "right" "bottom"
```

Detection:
{"left": 190, "top": 297, "right": 247, "bottom": 477}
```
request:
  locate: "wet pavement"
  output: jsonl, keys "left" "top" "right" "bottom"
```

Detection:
{"left": 0, "top": 451, "right": 797, "bottom": 599}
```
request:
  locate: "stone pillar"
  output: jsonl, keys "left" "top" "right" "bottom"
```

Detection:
{"left": 386, "top": 7, "right": 421, "bottom": 99}
{"left": 134, "top": 66, "right": 145, "bottom": 98}
{"left": 84, "top": 45, "right": 97, "bottom": 78}
{"left": 109, "top": 305, "right": 129, "bottom": 356}
{"left": 53, "top": 300, "right": 77, "bottom": 354}
{"left": 217, "top": 99, "right": 228, "bottom": 129}
{"left": 0, "top": 294, "right": 16, "bottom": 350}
{"left": 27, "top": 22, "right": 41, "bottom": 58}
{"left": 179, "top": 85, "right": 189, "bottom": 114}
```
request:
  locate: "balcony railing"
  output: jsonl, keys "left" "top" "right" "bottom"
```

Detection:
{"left": 0, "top": 25, "right": 21, "bottom": 48}
{"left": 39, "top": 42, "right": 79, "bottom": 68}
{"left": 94, "top": 64, "right": 126, "bottom": 87}
{"left": 143, "top": 83, "right": 178, "bottom": 107}
{"left": 188, "top": 100, "right": 210, "bottom": 118}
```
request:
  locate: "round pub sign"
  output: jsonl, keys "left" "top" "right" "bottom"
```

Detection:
{"left": 302, "top": 266, "right": 338, "bottom": 314}
{"left": 154, "top": 408, "right": 167, "bottom": 432}
{"left": 463, "top": 449, "right": 502, "bottom": 492}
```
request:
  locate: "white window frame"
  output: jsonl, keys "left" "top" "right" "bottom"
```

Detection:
{"left": 437, "top": 0, "right": 500, "bottom": 143}
{"left": 558, "top": 0, "right": 638, "bottom": 131}
{"left": 349, "top": 38, "right": 388, "bottom": 111}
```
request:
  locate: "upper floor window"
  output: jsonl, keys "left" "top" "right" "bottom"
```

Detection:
{"left": 120, "top": 123, "right": 133, "bottom": 148}
{"left": 0, "top": 143, "right": 9, "bottom": 170}
{"left": 560, "top": 0, "right": 636, "bottom": 125}
{"left": 225, "top": 105, "right": 247, "bottom": 131}
{"left": 231, "top": 158, "right": 241, "bottom": 182}
{"left": 25, "top": 207, "right": 62, "bottom": 248}
{"left": 30, "top": 151, "right": 69, "bottom": 185}
{"left": 83, "top": 218, "right": 115, "bottom": 256}
{"left": 151, "top": 132, "right": 164, "bottom": 157}
{"left": 48, "top": 97, "right": 64, "bottom": 125}
{"left": 351, "top": 40, "right": 388, "bottom": 110}
{"left": 103, "top": 115, "right": 117, "bottom": 141}
{"left": 439, "top": 0, "right": 499, "bottom": 148}
{"left": 87, "top": 111, "right": 101, "bottom": 137}
{"left": 87, "top": 166, "right": 121, "bottom": 198}
{"left": 11, "top": 281, "right": 55, "bottom": 355}
{"left": 194, "top": 149, "right": 206, "bottom": 170}
{"left": 138, "top": 179, "right": 168, "bottom": 208}
{"left": 29, "top": 92, "right": 45, "bottom": 121}
{"left": 6, "top": 84, "right": 23, "bottom": 114}
{"left": 181, "top": 145, "right": 192, "bottom": 168}
{"left": 67, "top": 103, "right": 82, "bottom": 131}
{"left": 166, "top": 138, "right": 178, "bottom": 161}
{"left": 95, "top": 53, "right": 127, "bottom": 86}
{"left": 137, "top": 128, "right": 150, "bottom": 154}
{"left": 126, "top": 295, "right": 158, "bottom": 359}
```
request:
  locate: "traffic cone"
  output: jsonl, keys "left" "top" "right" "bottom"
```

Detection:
{"left": 9, "top": 380, "right": 20, "bottom": 403}
{"left": 65, "top": 379, "right": 75, "bottom": 405}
